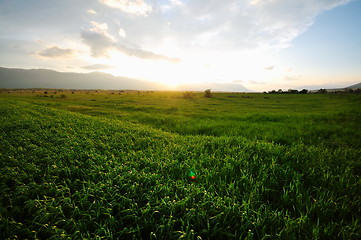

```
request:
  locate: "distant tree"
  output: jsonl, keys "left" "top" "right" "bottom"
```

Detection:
{"left": 44, "top": 91, "right": 48, "bottom": 94}
{"left": 269, "top": 90, "right": 276, "bottom": 94}
{"left": 300, "top": 89, "right": 308, "bottom": 94}
{"left": 204, "top": 89, "right": 213, "bottom": 98}
{"left": 288, "top": 89, "right": 298, "bottom": 94}
{"left": 278, "top": 89, "right": 283, "bottom": 93}
{"left": 317, "top": 88, "right": 327, "bottom": 94}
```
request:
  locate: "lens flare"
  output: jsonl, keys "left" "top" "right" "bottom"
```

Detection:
{"left": 187, "top": 169, "right": 196, "bottom": 180}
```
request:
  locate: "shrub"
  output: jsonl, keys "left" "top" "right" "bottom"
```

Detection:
{"left": 60, "top": 94, "right": 67, "bottom": 99}
{"left": 204, "top": 89, "right": 212, "bottom": 98}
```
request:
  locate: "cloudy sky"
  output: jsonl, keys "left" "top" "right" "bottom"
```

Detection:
{"left": 0, "top": 0, "right": 360, "bottom": 91}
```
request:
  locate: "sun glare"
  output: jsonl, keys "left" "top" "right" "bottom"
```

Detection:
{"left": 98, "top": 46, "right": 282, "bottom": 90}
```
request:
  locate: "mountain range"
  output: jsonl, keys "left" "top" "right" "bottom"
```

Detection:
{"left": 0, "top": 67, "right": 358, "bottom": 92}
{"left": 0, "top": 67, "right": 167, "bottom": 90}
{"left": 0, "top": 67, "right": 250, "bottom": 92}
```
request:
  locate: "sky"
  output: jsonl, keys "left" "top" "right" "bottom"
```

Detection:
{"left": 0, "top": 0, "right": 360, "bottom": 91}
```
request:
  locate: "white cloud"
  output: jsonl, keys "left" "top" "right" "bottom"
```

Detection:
{"left": 242, "top": 0, "right": 352, "bottom": 49}
{"left": 118, "top": 28, "right": 126, "bottom": 38}
{"left": 82, "top": 64, "right": 114, "bottom": 70}
{"left": 80, "top": 0, "right": 353, "bottom": 62}
{"left": 160, "top": 0, "right": 185, "bottom": 13}
{"left": 38, "top": 46, "right": 75, "bottom": 58}
{"left": 0, "top": 0, "right": 356, "bottom": 90}
{"left": 264, "top": 66, "right": 274, "bottom": 70}
{"left": 126, "top": 0, "right": 352, "bottom": 53}
{"left": 80, "top": 21, "right": 119, "bottom": 57}
{"left": 81, "top": 21, "right": 180, "bottom": 62}
{"left": 89, "top": 21, "right": 111, "bottom": 36}
{"left": 87, "top": 9, "right": 97, "bottom": 15}
{"left": 99, "top": 0, "right": 152, "bottom": 16}
{"left": 283, "top": 75, "right": 302, "bottom": 81}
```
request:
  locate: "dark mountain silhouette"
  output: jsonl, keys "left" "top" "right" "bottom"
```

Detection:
{"left": 0, "top": 67, "right": 167, "bottom": 90}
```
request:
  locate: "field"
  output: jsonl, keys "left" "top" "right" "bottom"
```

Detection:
{"left": 0, "top": 90, "right": 360, "bottom": 239}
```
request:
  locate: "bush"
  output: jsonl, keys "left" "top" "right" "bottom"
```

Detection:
{"left": 60, "top": 94, "right": 67, "bottom": 99}
{"left": 204, "top": 89, "right": 212, "bottom": 98}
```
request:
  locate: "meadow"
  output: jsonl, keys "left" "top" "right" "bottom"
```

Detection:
{"left": 0, "top": 90, "right": 360, "bottom": 239}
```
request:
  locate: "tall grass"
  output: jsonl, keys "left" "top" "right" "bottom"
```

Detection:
{"left": 11, "top": 92, "right": 361, "bottom": 146}
{"left": 0, "top": 92, "right": 360, "bottom": 239}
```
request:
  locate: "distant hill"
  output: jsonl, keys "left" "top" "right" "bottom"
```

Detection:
{"left": 304, "top": 82, "right": 361, "bottom": 93}
{"left": 346, "top": 82, "right": 361, "bottom": 89}
{"left": 0, "top": 67, "right": 167, "bottom": 90}
{"left": 0, "top": 67, "right": 251, "bottom": 92}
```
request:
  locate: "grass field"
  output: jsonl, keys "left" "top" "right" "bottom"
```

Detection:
{"left": 1, "top": 90, "right": 360, "bottom": 239}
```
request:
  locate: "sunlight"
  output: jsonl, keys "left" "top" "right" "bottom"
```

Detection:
{"left": 105, "top": 51, "right": 183, "bottom": 88}
{"left": 99, "top": 46, "right": 283, "bottom": 90}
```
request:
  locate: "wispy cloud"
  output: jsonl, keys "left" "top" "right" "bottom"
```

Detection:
{"left": 87, "top": 9, "right": 97, "bottom": 15}
{"left": 116, "top": 45, "right": 181, "bottom": 62}
{"left": 81, "top": 22, "right": 115, "bottom": 57}
{"left": 284, "top": 75, "right": 302, "bottom": 81}
{"left": 99, "top": 0, "right": 152, "bottom": 16}
{"left": 264, "top": 66, "right": 274, "bottom": 70}
{"left": 81, "top": 21, "right": 180, "bottom": 62}
{"left": 81, "top": 64, "right": 114, "bottom": 70}
{"left": 38, "top": 46, "right": 75, "bottom": 58}
{"left": 232, "top": 80, "right": 243, "bottom": 83}
{"left": 81, "top": 31, "right": 113, "bottom": 57}
{"left": 0, "top": 0, "right": 357, "bottom": 90}
{"left": 248, "top": 80, "right": 266, "bottom": 85}
{"left": 135, "top": 0, "right": 353, "bottom": 52}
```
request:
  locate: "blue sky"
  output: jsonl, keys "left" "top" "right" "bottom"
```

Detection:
{"left": 0, "top": 0, "right": 360, "bottom": 91}
{"left": 279, "top": 0, "right": 361, "bottom": 89}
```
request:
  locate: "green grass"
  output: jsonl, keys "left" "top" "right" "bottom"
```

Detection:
{"left": 0, "top": 91, "right": 360, "bottom": 239}
{"left": 11, "top": 91, "right": 361, "bottom": 148}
